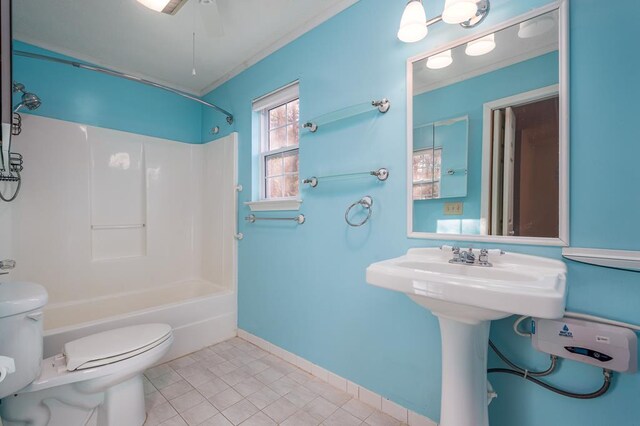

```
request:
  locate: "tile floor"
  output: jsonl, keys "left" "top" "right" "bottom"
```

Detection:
{"left": 144, "top": 337, "right": 408, "bottom": 426}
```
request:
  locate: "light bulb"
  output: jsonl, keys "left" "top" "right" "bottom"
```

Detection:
{"left": 427, "top": 50, "right": 453, "bottom": 69}
{"left": 136, "top": 0, "right": 171, "bottom": 12}
{"left": 442, "top": 0, "right": 478, "bottom": 24}
{"left": 398, "top": 0, "right": 428, "bottom": 43}
{"left": 518, "top": 15, "right": 555, "bottom": 38}
{"left": 465, "top": 33, "right": 495, "bottom": 56}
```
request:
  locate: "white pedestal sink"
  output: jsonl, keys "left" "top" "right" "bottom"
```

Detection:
{"left": 366, "top": 248, "right": 566, "bottom": 426}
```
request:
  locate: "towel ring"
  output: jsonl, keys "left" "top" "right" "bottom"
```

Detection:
{"left": 345, "top": 196, "right": 373, "bottom": 227}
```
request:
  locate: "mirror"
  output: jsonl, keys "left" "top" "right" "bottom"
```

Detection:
{"left": 408, "top": 8, "right": 568, "bottom": 244}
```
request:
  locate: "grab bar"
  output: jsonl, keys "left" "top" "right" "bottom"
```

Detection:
{"left": 235, "top": 185, "right": 244, "bottom": 240}
{"left": 245, "top": 214, "right": 305, "bottom": 225}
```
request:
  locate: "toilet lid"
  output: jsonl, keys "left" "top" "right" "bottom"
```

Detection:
{"left": 64, "top": 323, "right": 172, "bottom": 371}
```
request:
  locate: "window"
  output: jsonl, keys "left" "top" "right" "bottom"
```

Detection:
{"left": 412, "top": 148, "right": 441, "bottom": 200}
{"left": 253, "top": 83, "right": 300, "bottom": 200}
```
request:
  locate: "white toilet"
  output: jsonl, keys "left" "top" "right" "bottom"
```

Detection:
{"left": 0, "top": 282, "right": 173, "bottom": 426}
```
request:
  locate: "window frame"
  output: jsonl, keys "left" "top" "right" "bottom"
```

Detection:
{"left": 258, "top": 97, "right": 300, "bottom": 201}
{"left": 412, "top": 147, "right": 442, "bottom": 200}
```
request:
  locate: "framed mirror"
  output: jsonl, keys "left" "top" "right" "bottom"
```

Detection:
{"left": 407, "top": 3, "right": 568, "bottom": 246}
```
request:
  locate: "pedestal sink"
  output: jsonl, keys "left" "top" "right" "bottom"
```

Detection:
{"left": 366, "top": 247, "right": 566, "bottom": 426}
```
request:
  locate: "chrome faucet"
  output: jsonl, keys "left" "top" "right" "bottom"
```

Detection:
{"left": 448, "top": 248, "right": 493, "bottom": 267}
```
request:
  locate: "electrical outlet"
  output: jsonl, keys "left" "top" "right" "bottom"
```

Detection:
{"left": 444, "top": 202, "right": 463, "bottom": 215}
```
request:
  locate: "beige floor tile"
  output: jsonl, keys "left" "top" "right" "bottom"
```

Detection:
{"left": 262, "top": 397, "right": 298, "bottom": 423}
{"left": 180, "top": 400, "right": 219, "bottom": 426}
{"left": 144, "top": 376, "right": 158, "bottom": 394}
{"left": 303, "top": 396, "right": 339, "bottom": 422}
{"left": 234, "top": 377, "right": 264, "bottom": 397}
{"left": 160, "top": 379, "right": 195, "bottom": 401}
{"left": 196, "top": 377, "right": 231, "bottom": 399}
{"left": 255, "top": 368, "right": 285, "bottom": 385}
{"left": 246, "top": 386, "right": 281, "bottom": 410}
{"left": 145, "top": 390, "right": 168, "bottom": 410}
{"left": 146, "top": 402, "right": 178, "bottom": 426}
{"left": 243, "top": 360, "right": 270, "bottom": 375}
{"left": 268, "top": 375, "right": 299, "bottom": 397}
{"left": 199, "top": 413, "right": 234, "bottom": 426}
{"left": 159, "top": 416, "right": 189, "bottom": 426}
{"left": 209, "top": 387, "right": 244, "bottom": 411}
{"left": 239, "top": 411, "right": 277, "bottom": 426}
{"left": 283, "top": 385, "right": 317, "bottom": 408}
{"left": 281, "top": 410, "right": 321, "bottom": 426}
{"left": 342, "top": 398, "right": 375, "bottom": 420}
{"left": 150, "top": 370, "right": 184, "bottom": 390}
{"left": 220, "top": 368, "right": 253, "bottom": 387}
{"left": 322, "top": 408, "right": 363, "bottom": 426}
{"left": 364, "top": 411, "right": 403, "bottom": 426}
{"left": 169, "top": 389, "right": 205, "bottom": 413}
{"left": 146, "top": 364, "right": 175, "bottom": 380}
{"left": 221, "top": 399, "right": 259, "bottom": 425}
{"left": 209, "top": 360, "right": 239, "bottom": 377}
{"left": 169, "top": 355, "right": 197, "bottom": 370}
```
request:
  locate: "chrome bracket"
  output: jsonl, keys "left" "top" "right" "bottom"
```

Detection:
{"left": 303, "top": 122, "right": 318, "bottom": 133}
{"left": 372, "top": 99, "right": 391, "bottom": 113}
{"left": 371, "top": 168, "right": 389, "bottom": 181}
{"left": 460, "top": 0, "right": 490, "bottom": 28}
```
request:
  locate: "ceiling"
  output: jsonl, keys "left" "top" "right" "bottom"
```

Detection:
{"left": 13, "top": 0, "right": 358, "bottom": 95}
{"left": 413, "top": 9, "right": 559, "bottom": 95}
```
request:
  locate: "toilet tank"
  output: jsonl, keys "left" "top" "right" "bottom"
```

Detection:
{"left": 0, "top": 282, "right": 48, "bottom": 399}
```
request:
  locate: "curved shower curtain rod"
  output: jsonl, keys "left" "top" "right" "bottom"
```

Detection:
{"left": 14, "top": 50, "right": 234, "bottom": 125}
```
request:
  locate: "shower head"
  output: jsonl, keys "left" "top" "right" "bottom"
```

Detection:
{"left": 12, "top": 82, "right": 41, "bottom": 113}
{"left": 18, "top": 92, "right": 41, "bottom": 111}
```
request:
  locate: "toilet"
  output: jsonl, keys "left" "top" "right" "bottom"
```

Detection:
{"left": 0, "top": 282, "right": 173, "bottom": 426}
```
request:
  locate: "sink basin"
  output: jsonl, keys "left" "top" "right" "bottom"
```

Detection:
{"left": 366, "top": 247, "right": 567, "bottom": 426}
{"left": 367, "top": 248, "right": 566, "bottom": 323}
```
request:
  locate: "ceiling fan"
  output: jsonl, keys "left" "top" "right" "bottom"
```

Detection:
{"left": 137, "top": 0, "right": 225, "bottom": 37}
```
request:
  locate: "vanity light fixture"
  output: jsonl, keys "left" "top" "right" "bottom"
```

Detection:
{"left": 442, "top": 0, "right": 478, "bottom": 24}
{"left": 397, "top": 0, "right": 490, "bottom": 43}
{"left": 465, "top": 33, "right": 495, "bottom": 56}
{"left": 426, "top": 49, "right": 453, "bottom": 69}
{"left": 136, "top": 0, "right": 187, "bottom": 14}
{"left": 397, "top": 0, "right": 429, "bottom": 42}
{"left": 518, "top": 14, "right": 556, "bottom": 38}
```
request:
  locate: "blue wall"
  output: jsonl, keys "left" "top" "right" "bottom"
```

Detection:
{"left": 203, "top": 0, "right": 640, "bottom": 425}
{"left": 12, "top": 41, "right": 205, "bottom": 144}
{"left": 413, "top": 52, "right": 558, "bottom": 233}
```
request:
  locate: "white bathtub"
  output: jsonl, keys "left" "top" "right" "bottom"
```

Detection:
{"left": 43, "top": 280, "right": 237, "bottom": 362}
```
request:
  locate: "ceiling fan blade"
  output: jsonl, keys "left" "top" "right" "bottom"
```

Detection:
{"left": 199, "top": 0, "right": 225, "bottom": 37}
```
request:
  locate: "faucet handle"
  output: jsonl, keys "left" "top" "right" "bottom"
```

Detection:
{"left": 478, "top": 249, "right": 491, "bottom": 266}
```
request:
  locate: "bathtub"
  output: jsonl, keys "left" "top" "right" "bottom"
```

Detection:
{"left": 42, "top": 280, "right": 237, "bottom": 362}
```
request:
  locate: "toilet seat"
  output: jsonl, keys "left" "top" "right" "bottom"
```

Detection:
{"left": 65, "top": 323, "right": 172, "bottom": 371}
{"left": 19, "top": 324, "right": 173, "bottom": 393}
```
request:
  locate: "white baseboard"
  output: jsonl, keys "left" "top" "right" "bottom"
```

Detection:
{"left": 237, "top": 329, "right": 437, "bottom": 426}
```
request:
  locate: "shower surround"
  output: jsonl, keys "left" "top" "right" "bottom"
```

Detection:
{"left": 1, "top": 114, "right": 238, "bottom": 360}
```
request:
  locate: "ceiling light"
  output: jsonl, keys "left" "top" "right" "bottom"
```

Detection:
{"left": 137, "top": 0, "right": 188, "bottom": 15}
{"left": 442, "top": 0, "right": 478, "bottom": 24}
{"left": 465, "top": 33, "right": 495, "bottom": 56}
{"left": 427, "top": 50, "right": 453, "bottom": 69}
{"left": 518, "top": 15, "right": 555, "bottom": 38}
{"left": 397, "top": 0, "right": 428, "bottom": 43}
